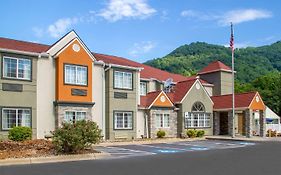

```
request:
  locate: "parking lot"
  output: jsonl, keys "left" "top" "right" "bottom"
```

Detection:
{"left": 95, "top": 140, "right": 256, "bottom": 159}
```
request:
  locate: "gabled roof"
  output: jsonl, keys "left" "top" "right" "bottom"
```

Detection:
{"left": 198, "top": 61, "right": 232, "bottom": 74}
{"left": 0, "top": 37, "right": 49, "bottom": 53}
{"left": 94, "top": 53, "right": 189, "bottom": 82}
{"left": 140, "top": 91, "right": 161, "bottom": 108}
{"left": 211, "top": 91, "right": 260, "bottom": 110}
{"left": 139, "top": 91, "right": 174, "bottom": 109}
{"left": 167, "top": 79, "right": 197, "bottom": 103}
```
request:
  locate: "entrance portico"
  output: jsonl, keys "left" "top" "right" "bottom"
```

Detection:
{"left": 212, "top": 92, "right": 266, "bottom": 137}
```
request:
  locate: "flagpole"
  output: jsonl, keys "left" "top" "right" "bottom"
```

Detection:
{"left": 231, "top": 22, "right": 235, "bottom": 138}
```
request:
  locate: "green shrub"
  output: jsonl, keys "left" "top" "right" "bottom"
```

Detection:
{"left": 196, "top": 130, "right": 205, "bottom": 137}
{"left": 8, "top": 126, "right": 32, "bottom": 141}
{"left": 186, "top": 129, "right": 197, "bottom": 138}
{"left": 52, "top": 120, "right": 102, "bottom": 153}
{"left": 156, "top": 130, "right": 166, "bottom": 138}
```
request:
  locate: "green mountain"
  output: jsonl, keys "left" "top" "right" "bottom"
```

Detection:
{"left": 145, "top": 41, "right": 281, "bottom": 83}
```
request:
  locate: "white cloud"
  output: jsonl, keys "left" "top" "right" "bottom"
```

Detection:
{"left": 32, "top": 27, "right": 44, "bottom": 38}
{"left": 181, "top": 9, "right": 272, "bottom": 26}
{"left": 47, "top": 17, "right": 78, "bottom": 38}
{"left": 129, "top": 41, "right": 156, "bottom": 56}
{"left": 98, "top": 0, "right": 156, "bottom": 22}
{"left": 218, "top": 9, "right": 272, "bottom": 26}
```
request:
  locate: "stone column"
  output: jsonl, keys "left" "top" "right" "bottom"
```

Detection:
{"left": 228, "top": 111, "right": 234, "bottom": 137}
{"left": 259, "top": 110, "right": 266, "bottom": 137}
{"left": 213, "top": 112, "right": 220, "bottom": 135}
{"left": 245, "top": 109, "right": 253, "bottom": 138}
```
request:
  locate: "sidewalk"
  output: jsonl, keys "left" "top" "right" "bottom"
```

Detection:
{"left": 0, "top": 152, "right": 110, "bottom": 166}
{"left": 206, "top": 135, "right": 281, "bottom": 142}
{"left": 97, "top": 137, "right": 206, "bottom": 147}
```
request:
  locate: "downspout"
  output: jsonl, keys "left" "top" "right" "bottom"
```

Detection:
{"left": 103, "top": 64, "right": 111, "bottom": 140}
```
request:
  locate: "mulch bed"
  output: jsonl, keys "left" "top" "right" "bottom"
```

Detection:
{"left": 0, "top": 139, "right": 99, "bottom": 160}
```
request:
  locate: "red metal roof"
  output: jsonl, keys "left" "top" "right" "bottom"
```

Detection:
{"left": 198, "top": 61, "right": 231, "bottom": 74}
{"left": 0, "top": 37, "right": 206, "bottom": 83}
{"left": 93, "top": 53, "right": 189, "bottom": 82}
{"left": 0, "top": 37, "right": 49, "bottom": 53}
{"left": 139, "top": 91, "right": 162, "bottom": 108}
{"left": 167, "top": 79, "right": 197, "bottom": 103}
{"left": 211, "top": 92, "right": 257, "bottom": 110}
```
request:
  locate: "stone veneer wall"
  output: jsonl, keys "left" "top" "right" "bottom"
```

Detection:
{"left": 55, "top": 106, "right": 93, "bottom": 127}
{"left": 213, "top": 112, "right": 220, "bottom": 135}
{"left": 149, "top": 108, "right": 177, "bottom": 138}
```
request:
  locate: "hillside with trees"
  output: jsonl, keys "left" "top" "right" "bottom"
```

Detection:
{"left": 145, "top": 42, "right": 281, "bottom": 115}
{"left": 145, "top": 41, "right": 281, "bottom": 83}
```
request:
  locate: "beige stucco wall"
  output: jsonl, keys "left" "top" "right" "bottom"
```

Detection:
{"left": 36, "top": 56, "right": 56, "bottom": 139}
{"left": 137, "top": 110, "right": 145, "bottom": 138}
{"left": 105, "top": 68, "right": 138, "bottom": 140}
{"left": 178, "top": 81, "right": 214, "bottom": 136}
{"left": 0, "top": 52, "right": 38, "bottom": 138}
{"left": 92, "top": 64, "right": 105, "bottom": 136}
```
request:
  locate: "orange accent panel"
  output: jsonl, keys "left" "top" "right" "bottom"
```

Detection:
{"left": 250, "top": 94, "right": 265, "bottom": 110}
{"left": 56, "top": 40, "right": 92, "bottom": 103}
{"left": 152, "top": 92, "right": 173, "bottom": 108}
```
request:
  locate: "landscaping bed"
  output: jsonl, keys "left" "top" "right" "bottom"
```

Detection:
{"left": 0, "top": 139, "right": 99, "bottom": 160}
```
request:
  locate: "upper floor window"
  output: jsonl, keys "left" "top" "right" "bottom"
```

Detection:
{"left": 114, "top": 71, "right": 132, "bottom": 90}
{"left": 2, "top": 108, "right": 31, "bottom": 130}
{"left": 139, "top": 81, "right": 147, "bottom": 96}
{"left": 3, "top": 57, "right": 31, "bottom": 80}
{"left": 64, "top": 64, "right": 87, "bottom": 86}
{"left": 64, "top": 111, "right": 86, "bottom": 123}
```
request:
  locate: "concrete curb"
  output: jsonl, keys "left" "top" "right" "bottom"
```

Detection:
{"left": 0, "top": 152, "right": 110, "bottom": 166}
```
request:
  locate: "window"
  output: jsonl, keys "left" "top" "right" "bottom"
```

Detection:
{"left": 3, "top": 57, "right": 31, "bottom": 80}
{"left": 156, "top": 113, "right": 170, "bottom": 128}
{"left": 65, "top": 64, "right": 87, "bottom": 85}
{"left": 64, "top": 111, "right": 86, "bottom": 123}
{"left": 2, "top": 108, "right": 31, "bottom": 130}
{"left": 114, "top": 71, "right": 132, "bottom": 89}
{"left": 139, "top": 82, "right": 147, "bottom": 96}
{"left": 114, "top": 112, "right": 133, "bottom": 129}
{"left": 185, "top": 102, "right": 210, "bottom": 128}
{"left": 185, "top": 112, "right": 211, "bottom": 128}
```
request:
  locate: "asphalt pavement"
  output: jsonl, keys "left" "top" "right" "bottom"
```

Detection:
{"left": 1, "top": 140, "right": 281, "bottom": 175}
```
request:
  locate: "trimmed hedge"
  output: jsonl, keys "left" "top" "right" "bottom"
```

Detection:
{"left": 186, "top": 129, "right": 205, "bottom": 138}
{"left": 8, "top": 126, "right": 32, "bottom": 141}
{"left": 157, "top": 130, "right": 166, "bottom": 138}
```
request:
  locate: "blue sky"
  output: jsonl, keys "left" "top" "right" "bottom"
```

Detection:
{"left": 1, "top": 0, "right": 280, "bottom": 62}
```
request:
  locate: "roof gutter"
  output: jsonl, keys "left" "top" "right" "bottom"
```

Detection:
{"left": 107, "top": 63, "right": 143, "bottom": 71}
{"left": 0, "top": 48, "right": 49, "bottom": 58}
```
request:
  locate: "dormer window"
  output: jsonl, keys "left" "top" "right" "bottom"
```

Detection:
{"left": 64, "top": 64, "right": 87, "bottom": 86}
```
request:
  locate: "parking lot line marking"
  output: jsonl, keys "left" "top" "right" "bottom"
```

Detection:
{"left": 106, "top": 146, "right": 156, "bottom": 155}
{"left": 139, "top": 144, "right": 189, "bottom": 151}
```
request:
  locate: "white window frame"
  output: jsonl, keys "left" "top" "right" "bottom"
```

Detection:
{"left": 156, "top": 113, "right": 170, "bottom": 128}
{"left": 64, "top": 64, "right": 87, "bottom": 86}
{"left": 64, "top": 111, "right": 87, "bottom": 123}
{"left": 2, "top": 56, "right": 31, "bottom": 80}
{"left": 114, "top": 111, "right": 133, "bottom": 130}
{"left": 185, "top": 112, "right": 211, "bottom": 128}
{"left": 139, "top": 81, "right": 147, "bottom": 96}
{"left": 114, "top": 71, "right": 133, "bottom": 90}
{"left": 1, "top": 108, "right": 31, "bottom": 130}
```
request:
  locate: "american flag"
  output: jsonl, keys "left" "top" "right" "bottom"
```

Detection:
{"left": 230, "top": 22, "right": 234, "bottom": 51}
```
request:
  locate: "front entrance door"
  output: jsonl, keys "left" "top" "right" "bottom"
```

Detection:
{"left": 238, "top": 114, "right": 245, "bottom": 135}
{"left": 220, "top": 112, "right": 228, "bottom": 135}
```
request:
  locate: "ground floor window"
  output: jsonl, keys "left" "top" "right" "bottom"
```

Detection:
{"left": 114, "top": 111, "right": 133, "bottom": 130}
{"left": 64, "top": 111, "right": 86, "bottom": 123}
{"left": 2, "top": 108, "right": 31, "bottom": 130}
{"left": 156, "top": 113, "right": 170, "bottom": 128}
{"left": 185, "top": 112, "right": 211, "bottom": 128}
